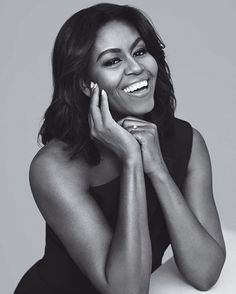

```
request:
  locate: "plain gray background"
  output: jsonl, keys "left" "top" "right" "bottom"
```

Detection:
{"left": 0, "top": 0, "right": 235, "bottom": 293}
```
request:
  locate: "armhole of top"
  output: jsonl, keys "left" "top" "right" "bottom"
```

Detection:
{"left": 183, "top": 120, "right": 193, "bottom": 169}
{"left": 173, "top": 117, "right": 194, "bottom": 178}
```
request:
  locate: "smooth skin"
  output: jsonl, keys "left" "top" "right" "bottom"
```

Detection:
{"left": 88, "top": 21, "right": 158, "bottom": 120}
{"left": 30, "top": 84, "right": 152, "bottom": 294}
{"left": 118, "top": 115, "right": 226, "bottom": 290}
{"left": 29, "top": 20, "right": 225, "bottom": 294}
{"left": 88, "top": 21, "right": 226, "bottom": 290}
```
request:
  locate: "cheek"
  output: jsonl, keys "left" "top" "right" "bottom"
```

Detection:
{"left": 95, "top": 70, "right": 122, "bottom": 93}
{"left": 94, "top": 72, "right": 123, "bottom": 112}
{"left": 149, "top": 57, "right": 158, "bottom": 76}
{"left": 143, "top": 55, "right": 158, "bottom": 77}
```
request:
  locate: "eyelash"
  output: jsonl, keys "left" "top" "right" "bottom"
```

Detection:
{"left": 134, "top": 47, "right": 147, "bottom": 57}
{"left": 103, "top": 47, "right": 147, "bottom": 67}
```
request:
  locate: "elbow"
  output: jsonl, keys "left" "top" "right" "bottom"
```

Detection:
{"left": 105, "top": 270, "right": 151, "bottom": 294}
{"left": 191, "top": 249, "right": 226, "bottom": 292}
{"left": 192, "top": 279, "right": 215, "bottom": 292}
{"left": 192, "top": 276, "right": 218, "bottom": 292}
{"left": 110, "top": 274, "right": 151, "bottom": 294}
{"left": 105, "top": 280, "right": 149, "bottom": 294}
{"left": 105, "top": 253, "right": 152, "bottom": 294}
{"left": 194, "top": 285, "right": 211, "bottom": 292}
{"left": 190, "top": 274, "right": 220, "bottom": 292}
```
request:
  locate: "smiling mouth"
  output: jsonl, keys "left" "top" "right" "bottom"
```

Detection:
{"left": 123, "top": 79, "right": 149, "bottom": 94}
{"left": 122, "top": 79, "right": 152, "bottom": 97}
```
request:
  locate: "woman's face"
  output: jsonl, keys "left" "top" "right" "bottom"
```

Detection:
{"left": 89, "top": 20, "right": 158, "bottom": 119}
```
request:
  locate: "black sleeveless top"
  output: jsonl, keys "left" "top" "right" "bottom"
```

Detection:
{"left": 15, "top": 117, "right": 193, "bottom": 294}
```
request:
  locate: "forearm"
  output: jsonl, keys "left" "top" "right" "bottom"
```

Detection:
{"left": 149, "top": 171, "right": 225, "bottom": 291}
{"left": 105, "top": 153, "right": 152, "bottom": 294}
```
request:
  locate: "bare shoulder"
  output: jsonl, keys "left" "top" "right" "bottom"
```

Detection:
{"left": 187, "top": 127, "right": 212, "bottom": 173}
{"left": 28, "top": 140, "right": 113, "bottom": 292}
{"left": 192, "top": 128, "right": 208, "bottom": 150}
{"left": 29, "top": 139, "right": 91, "bottom": 199}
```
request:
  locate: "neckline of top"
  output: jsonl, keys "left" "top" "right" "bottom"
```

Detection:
{"left": 90, "top": 175, "right": 120, "bottom": 190}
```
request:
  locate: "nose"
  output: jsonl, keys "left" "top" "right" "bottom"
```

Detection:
{"left": 124, "top": 57, "right": 144, "bottom": 75}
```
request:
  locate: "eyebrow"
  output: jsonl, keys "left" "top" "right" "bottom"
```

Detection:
{"left": 96, "top": 37, "right": 143, "bottom": 62}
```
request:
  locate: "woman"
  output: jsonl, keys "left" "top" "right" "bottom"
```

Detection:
{"left": 14, "top": 3, "right": 226, "bottom": 294}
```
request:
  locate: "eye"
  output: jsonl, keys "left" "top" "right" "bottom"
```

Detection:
{"left": 133, "top": 47, "right": 147, "bottom": 57}
{"left": 103, "top": 57, "right": 121, "bottom": 67}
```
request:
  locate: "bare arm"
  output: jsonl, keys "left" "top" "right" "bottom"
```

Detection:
{"left": 30, "top": 86, "right": 152, "bottom": 294}
{"left": 148, "top": 128, "right": 225, "bottom": 291}
{"left": 105, "top": 156, "right": 152, "bottom": 293}
{"left": 119, "top": 117, "right": 226, "bottom": 291}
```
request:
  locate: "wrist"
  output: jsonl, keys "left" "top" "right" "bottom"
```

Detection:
{"left": 147, "top": 164, "right": 170, "bottom": 182}
{"left": 119, "top": 145, "right": 142, "bottom": 163}
{"left": 122, "top": 150, "right": 143, "bottom": 167}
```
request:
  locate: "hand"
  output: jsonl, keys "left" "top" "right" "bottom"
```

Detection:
{"left": 118, "top": 116, "right": 168, "bottom": 176}
{"left": 88, "top": 83, "right": 141, "bottom": 162}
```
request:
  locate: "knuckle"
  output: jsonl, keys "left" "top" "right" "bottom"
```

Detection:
{"left": 151, "top": 124, "right": 158, "bottom": 135}
{"left": 150, "top": 128, "right": 156, "bottom": 135}
{"left": 90, "top": 129, "right": 96, "bottom": 138}
{"left": 106, "top": 123, "right": 113, "bottom": 131}
{"left": 96, "top": 126, "right": 102, "bottom": 134}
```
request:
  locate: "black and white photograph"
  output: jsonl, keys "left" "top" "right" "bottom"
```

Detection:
{"left": 0, "top": 1, "right": 235, "bottom": 293}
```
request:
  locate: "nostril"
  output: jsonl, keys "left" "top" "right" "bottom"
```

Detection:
{"left": 125, "top": 59, "right": 144, "bottom": 75}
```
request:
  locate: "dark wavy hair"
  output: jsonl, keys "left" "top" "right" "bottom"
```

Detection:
{"left": 38, "top": 3, "right": 176, "bottom": 165}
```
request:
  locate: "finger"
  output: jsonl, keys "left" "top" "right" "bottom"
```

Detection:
{"left": 100, "top": 89, "right": 113, "bottom": 123}
{"left": 90, "top": 81, "right": 95, "bottom": 90}
{"left": 126, "top": 125, "right": 157, "bottom": 138}
{"left": 117, "top": 118, "right": 144, "bottom": 128}
{"left": 128, "top": 129, "right": 145, "bottom": 145}
{"left": 89, "top": 83, "right": 102, "bottom": 128}
{"left": 117, "top": 116, "right": 138, "bottom": 126}
{"left": 117, "top": 117, "right": 150, "bottom": 129}
{"left": 123, "top": 121, "right": 153, "bottom": 131}
{"left": 125, "top": 126, "right": 149, "bottom": 135}
{"left": 88, "top": 113, "right": 95, "bottom": 129}
{"left": 121, "top": 116, "right": 149, "bottom": 124}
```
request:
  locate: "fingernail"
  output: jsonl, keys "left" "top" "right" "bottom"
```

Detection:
{"left": 94, "top": 83, "right": 97, "bottom": 89}
{"left": 101, "top": 89, "right": 105, "bottom": 95}
{"left": 90, "top": 81, "right": 95, "bottom": 89}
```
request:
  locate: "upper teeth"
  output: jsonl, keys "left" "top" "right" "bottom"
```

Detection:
{"left": 124, "top": 80, "right": 148, "bottom": 93}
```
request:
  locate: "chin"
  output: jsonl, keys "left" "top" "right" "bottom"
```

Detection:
{"left": 112, "top": 99, "right": 155, "bottom": 120}
{"left": 129, "top": 99, "right": 155, "bottom": 116}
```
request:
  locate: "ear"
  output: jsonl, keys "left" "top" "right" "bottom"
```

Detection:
{"left": 79, "top": 80, "right": 91, "bottom": 97}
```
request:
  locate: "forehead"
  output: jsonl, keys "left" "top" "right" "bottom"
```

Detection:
{"left": 94, "top": 21, "right": 140, "bottom": 52}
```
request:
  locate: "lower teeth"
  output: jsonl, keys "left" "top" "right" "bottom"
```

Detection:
{"left": 130, "top": 86, "right": 147, "bottom": 93}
